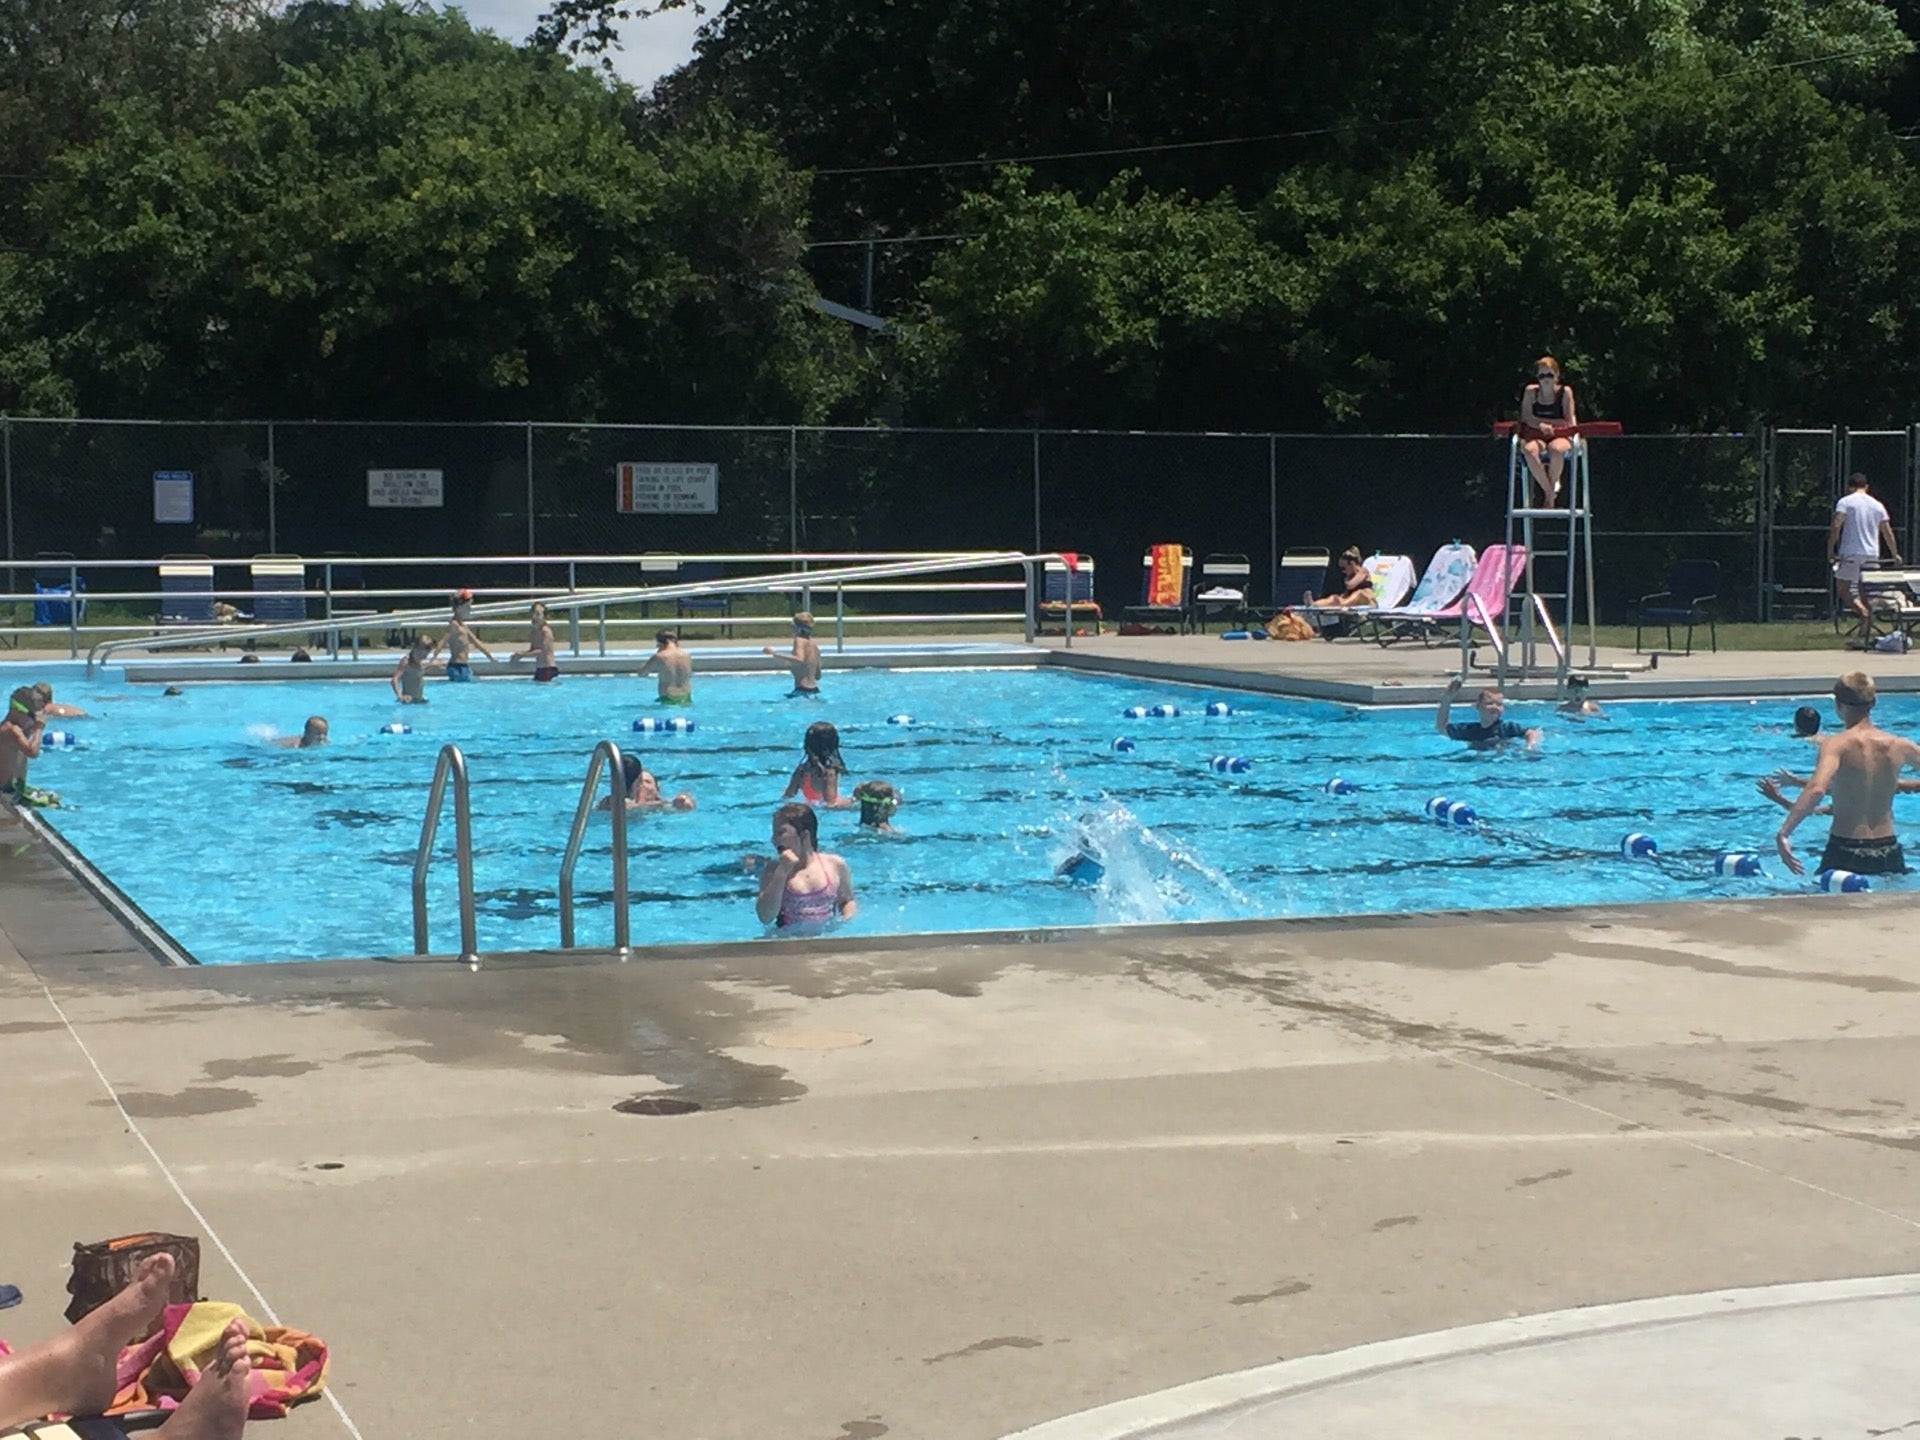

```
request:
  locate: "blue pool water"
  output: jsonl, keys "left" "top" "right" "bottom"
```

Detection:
{"left": 23, "top": 664, "right": 1914, "bottom": 963}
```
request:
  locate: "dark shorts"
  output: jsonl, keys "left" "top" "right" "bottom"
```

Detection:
{"left": 1818, "top": 833, "right": 1908, "bottom": 875}
{"left": 786, "top": 686, "right": 821, "bottom": 700}
{"left": 445, "top": 662, "right": 473, "bottom": 682}
{"left": 533, "top": 665, "right": 559, "bottom": 684}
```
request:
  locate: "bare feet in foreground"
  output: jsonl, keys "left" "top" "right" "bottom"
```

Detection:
{"left": 155, "top": 1317, "right": 249, "bottom": 1439}
{"left": 0, "top": 1252, "right": 175, "bottom": 1428}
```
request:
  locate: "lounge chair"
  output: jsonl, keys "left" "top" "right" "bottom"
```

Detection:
{"left": 1039, "top": 555, "right": 1101, "bottom": 635}
{"left": 1273, "top": 549, "right": 1329, "bottom": 613}
{"left": 1858, "top": 562, "right": 1920, "bottom": 647}
{"left": 676, "top": 558, "right": 734, "bottom": 637}
{"left": 1121, "top": 545, "right": 1192, "bottom": 632}
{"left": 1359, "top": 542, "right": 1478, "bottom": 644}
{"left": 250, "top": 555, "right": 308, "bottom": 625}
{"left": 1371, "top": 544, "right": 1526, "bottom": 648}
{"left": 1188, "top": 552, "right": 1252, "bottom": 632}
{"left": 158, "top": 556, "right": 217, "bottom": 627}
{"left": 1294, "top": 552, "right": 1417, "bottom": 637}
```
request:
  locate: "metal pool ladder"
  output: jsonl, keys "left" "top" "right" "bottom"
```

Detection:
{"left": 413, "top": 743, "right": 479, "bottom": 969}
{"left": 557, "top": 740, "right": 632, "bottom": 957}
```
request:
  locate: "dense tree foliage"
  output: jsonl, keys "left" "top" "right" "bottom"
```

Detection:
{"left": 6, "top": 0, "right": 1920, "bottom": 429}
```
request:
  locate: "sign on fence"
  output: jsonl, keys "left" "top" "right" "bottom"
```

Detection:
{"left": 152, "top": 470, "right": 194, "bottom": 524}
{"left": 367, "top": 468, "right": 445, "bottom": 508}
{"left": 616, "top": 461, "right": 718, "bottom": 514}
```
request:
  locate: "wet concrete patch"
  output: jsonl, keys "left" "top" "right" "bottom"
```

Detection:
{"left": 202, "top": 1054, "right": 317, "bottom": 1080}
{"left": 1229, "top": 1280, "right": 1311, "bottom": 1306}
{"left": 117, "top": 1085, "right": 257, "bottom": 1117}
{"left": 923, "top": 1336, "right": 1043, "bottom": 1364}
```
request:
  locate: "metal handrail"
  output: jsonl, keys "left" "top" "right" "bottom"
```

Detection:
{"left": 558, "top": 740, "right": 632, "bottom": 955}
{"left": 1531, "top": 592, "right": 1570, "bottom": 689}
{"left": 1466, "top": 588, "right": 1506, "bottom": 682}
{"left": 84, "top": 549, "right": 1042, "bottom": 672}
{"left": 412, "top": 743, "right": 479, "bottom": 969}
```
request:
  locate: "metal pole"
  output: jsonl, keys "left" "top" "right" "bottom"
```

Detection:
{"left": 4, "top": 417, "right": 13, "bottom": 582}
{"left": 266, "top": 421, "right": 277, "bottom": 552}
{"left": 525, "top": 422, "right": 536, "bottom": 589}
{"left": 863, "top": 240, "right": 876, "bottom": 313}
{"left": 1267, "top": 434, "right": 1277, "bottom": 613}
{"left": 788, "top": 427, "right": 799, "bottom": 554}
{"left": 1032, "top": 429, "right": 1042, "bottom": 553}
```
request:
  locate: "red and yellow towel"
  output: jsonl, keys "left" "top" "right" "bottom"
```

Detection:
{"left": 110, "top": 1301, "right": 327, "bottom": 1420}
{"left": 1145, "top": 544, "right": 1184, "bottom": 606}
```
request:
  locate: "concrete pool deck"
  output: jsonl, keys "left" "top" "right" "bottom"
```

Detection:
{"left": 3, "top": 635, "right": 1918, "bottom": 1438}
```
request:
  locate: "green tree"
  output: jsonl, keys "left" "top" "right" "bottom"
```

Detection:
{"left": 11, "top": 1, "right": 852, "bottom": 420}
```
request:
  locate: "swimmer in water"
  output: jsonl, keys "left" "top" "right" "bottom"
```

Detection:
{"left": 391, "top": 634, "right": 435, "bottom": 703}
{"left": 509, "top": 601, "right": 559, "bottom": 682}
{"left": 764, "top": 611, "right": 822, "bottom": 696}
{"left": 755, "top": 801, "right": 855, "bottom": 930}
{"left": 638, "top": 629, "right": 693, "bottom": 704}
{"left": 1794, "top": 705, "right": 1821, "bottom": 738}
{"left": 30, "top": 683, "right": 85, "bottom": 719}
{"left": 1556, "top": 674, "right": 1606, "bottom": 719}
{"left": 852, "top": 779, "right": 901, "bottom": 833}
{"left": 596, "top": 752, "right": 695, "bottom": 812}
{"left": 436, "top": 590, "right": 495, "bottom": 681}
{"left": 270, "top": 716, "right": 330, "bottom": 749}
{"left": 782, "top": 720, "right": 853, "bottom": 807}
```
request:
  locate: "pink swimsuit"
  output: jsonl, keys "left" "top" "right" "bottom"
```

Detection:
{"left": 778, "top": 879, "right": 838, "bottom": 928}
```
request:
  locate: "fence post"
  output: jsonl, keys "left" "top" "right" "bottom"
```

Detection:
{"left": 1267, "top": 433, "right": 1277, "bottom": 613}
{"left": 525, "top": 421, "right": 536, "bottom": 587}
{"left": 266, "top": 421, "right": 276, "bottom": 552}
{"left": 788, "top": 427, "right": 799, "bottom": 555}
{"left": 1031, "top": 429, "right": 1042, "bottom": 553}
{"left": 3, "top": 416, "right": 12, "bottom": 589}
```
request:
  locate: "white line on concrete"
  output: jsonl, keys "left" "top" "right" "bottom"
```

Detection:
{"left": 38, "top": 982, "right": 370, "bottom": 1440}
{"left": 1447, "top": 1051, "right": 1920, "bottom": 1232}
{"left": 996, "top": 1272, "right": 1920, "bottom": 1439}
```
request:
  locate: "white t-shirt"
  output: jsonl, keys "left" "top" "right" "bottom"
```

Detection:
{"left": 1834, "top": 489, "right": 1890, "bottom": 558}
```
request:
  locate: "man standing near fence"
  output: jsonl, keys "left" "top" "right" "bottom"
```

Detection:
{"left": 1830, "top": 472, "right": 1901, "bottom": 638}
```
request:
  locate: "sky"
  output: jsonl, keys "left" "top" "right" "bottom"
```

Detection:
{"left": 444, "top": 0, "right": 706, "bottom": 91}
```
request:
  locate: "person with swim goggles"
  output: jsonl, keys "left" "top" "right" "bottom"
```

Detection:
{"left": 0, "top": 686, "right": 57, "bottom": 807}
{"left": 782, "top": 720, "right": 853, "bottom": 808}
{"left": 852, "top": 779, "right": 902, "bottom": 833}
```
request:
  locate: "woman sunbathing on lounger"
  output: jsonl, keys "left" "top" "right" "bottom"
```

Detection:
{"left": 0, "top": 1252, "right": 252, "bottom": 1438}
{"left": 1304, "top": 547, "right": 1373, "bottom": 608}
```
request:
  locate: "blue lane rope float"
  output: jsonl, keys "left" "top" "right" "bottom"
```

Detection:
{"left": 632, "top": 716, "right": 696, "bottom": 733}
{"left": 42, "top": 730, "right": 78, "bottom": 749}
{"left": 1424, "top": 795, "right": 1478, "bottom": 828}
{"left": 1324, "top": 776, "right": 1358, "bottom": 795}
{"left": 1714, "top": 851, "right": 1765, "bottom": 877}
{"left": 1618, "top": 832, "right": 1659, "bottom": 860}
{"left": 1122, "top": 703, "right": 1183, "bottom": 719}
{"left": 887, "top": 713, "right": 914, "bottom": 725}
{"left": 378, "top": 722, "right": 412, "bottom": 735}
{"left": 1209, "top": 755, "right": 1252, "bottom": 774}
{"left": 1057, "top": 852, "right": 1106, "bottom": 884}
{"left": 1205, "top": 701, "right": 1235, "bottom": 716}
{"left": 1111, "top": 737, "right": 1137, "bottom": 752}
{"left": 1817, "top": 868, "right": 1871, "bottom": 893}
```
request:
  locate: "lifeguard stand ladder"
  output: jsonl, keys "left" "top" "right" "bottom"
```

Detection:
{"left": 1495, "top": 424, "right": 1607, "bottom": 687}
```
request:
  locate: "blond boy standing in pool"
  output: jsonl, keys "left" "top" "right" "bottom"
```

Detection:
{"left": 639, "top": 629, "right": 693, "bottom": 703}
{"left": 510, "top": 602, "right": 559, "bottom": 682}
{"left": 391, "top": 634, "right": 434, "bottom": 703}
{"left": 764, "top": 611, "right": 821, "bottom": 696}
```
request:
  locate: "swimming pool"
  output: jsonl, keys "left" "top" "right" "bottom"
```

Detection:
{"left": 23, "top": 664, "right": 1913, "bottom": 963}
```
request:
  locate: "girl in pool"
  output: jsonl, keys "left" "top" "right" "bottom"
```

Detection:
{"left": 781, "top": 720, "right": 853, "bottom": 807}
{"left": 755, "top": 802, "right": 856, "bottom": 930}
{"left": 596, "top": 753, "right": 695, "bottom": 812}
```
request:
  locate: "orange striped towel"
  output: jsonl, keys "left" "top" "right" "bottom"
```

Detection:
{"left": 1145, "top": 545, "right": 1184, "bottom": 606}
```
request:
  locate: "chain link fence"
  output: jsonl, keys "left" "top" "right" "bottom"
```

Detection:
{"left": 6, "top": 417, "right": 1911, "bottom": 623}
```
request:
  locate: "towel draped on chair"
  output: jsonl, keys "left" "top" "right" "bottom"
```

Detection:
{"left": 1144, "top": 544, "right": 1184, "bottom": 607}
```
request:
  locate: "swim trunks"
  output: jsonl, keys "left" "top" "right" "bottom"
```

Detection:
{"left": 787, "top": 687, "right": 821, "bottom": 700}
{"left": 659, "top": 692, "right": 693, "bottom": 706}
{"left": 1818, "top": 833, "right": 1908, "bottom": 874}
{"left": 445, "top": 662, "right": 473, "bottom": 682}
{"left": 6, "top": 780, "right": 59, "bottom": 808}
{"left": 533, "top": 666, "right": 559, "bottom": 683}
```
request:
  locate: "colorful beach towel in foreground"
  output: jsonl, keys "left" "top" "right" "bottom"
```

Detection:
{"left": 110, "top": 1301, "right": 327, "bottom": 1420}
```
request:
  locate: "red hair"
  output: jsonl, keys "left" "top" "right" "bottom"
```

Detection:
{"left": 1534, "top": 355, "right": 1561, "bottom": 380}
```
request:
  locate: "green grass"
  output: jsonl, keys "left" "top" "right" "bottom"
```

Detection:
{"left": 1590, "top": 620, "right": 1849, "bottom": 651}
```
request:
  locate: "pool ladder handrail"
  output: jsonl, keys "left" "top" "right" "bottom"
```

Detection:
{"left": 412, "top": 743, "right": 480, "bottom": 969}
{"left": 557, "top": 741, "right": 632, "bottom": 956}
